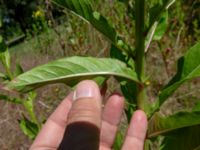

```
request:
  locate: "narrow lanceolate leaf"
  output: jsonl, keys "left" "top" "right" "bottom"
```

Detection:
{"left": 54, "top": 0, "right": 116, "bottom": 42}
{"left": 159, "top": 42, "right": 200, "bottom": 105}
{"left": 152, "top": 11, "right": 168, "bottom": 41}
{"left": 145, "top": 11, "right": 168, "bottom": 52}
{"left": 54, "top": 0, "right": 132, "bottom": 56}
{"left": 148, "top": 109, "right": 200, "bottom": 138}
{"left": 147, "top": 0, "right": 175, "bottom": 33}
{"left": 160, "top": 125, "right": 200, "bottom": 150}
{"left": 7, "top": 57, "right": 139, "bottom": 92}
{"left": 19, "top": 117, "right": 39, "bottom": 140}
{"left": 145, "top": 1, "right": 174, "bottom": 52}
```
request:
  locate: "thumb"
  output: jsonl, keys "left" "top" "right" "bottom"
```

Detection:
{"left": 58, "top": 80, "right": 102, "bottom": 150}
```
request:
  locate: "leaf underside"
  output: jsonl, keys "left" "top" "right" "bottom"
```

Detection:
{"left": 7, "top": 56, "right": 139, "bottom": 92}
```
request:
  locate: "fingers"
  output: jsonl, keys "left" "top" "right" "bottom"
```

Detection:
{"left": 122, "top": 110, "right": 148, "bottom": 150}
{"left": 30, "top": 79, "right": 148, "bottom": 150}
{"left": 100, "top": 94, "right": 124, "bottom": 150}
{"left": 58, "top": 80, "right": 102, "bottom": 150}
{"left": 30, "top": 93, "right": 73, "bottom": 150}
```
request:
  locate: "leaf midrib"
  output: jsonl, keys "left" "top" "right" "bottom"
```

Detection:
{"left": 14, "top": 71, "right": 138, "bottom": 86}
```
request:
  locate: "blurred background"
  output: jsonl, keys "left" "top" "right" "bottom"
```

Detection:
{"left": 0, "top": 0, "right": 200, "bottom": 149}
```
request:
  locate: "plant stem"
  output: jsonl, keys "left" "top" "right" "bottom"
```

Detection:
{"left": 135, "top": 0, "right": 147, "bottom": 111}
{"left": 135, "top": 0, "right": 145, "bottom": 80}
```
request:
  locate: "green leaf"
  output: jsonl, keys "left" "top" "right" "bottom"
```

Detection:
{"left": 149, "top": 4, "right": 162, "bottom": 27}
{"left": 147, "top": 0, "right": 175, "bottom": 33}
{"left": 159, "top": 42, "right": 200, "bottom": 105}
{"left": 148, "top": 109, "right": 200, "bottom": 138}
{"left": 22, "top": 92, "right": 39, "bottom": 124}
{"left": 110, "top": 44, "right": 127, "bottom": 63}
{"left": 0, "top": 48, "right": 11, "bottom": 73}
{"left": 117, "top": 0, "right": 135, "bottom": 20}
{"left": 19, "top": 117, "right": 39, "bottom": 140}
{"left": 14, "top": 63, "right": 24, "bottom": 77}
{"left": 54, "top": 0, "right": 116, "bottom": 42}
{"left": 144, "top": 139, "right": 153, "bottom": 150}
{"left": 121, "top": 81, "right": 137, "bottom": 122}
{"left": 112, "top": 131, "right": 124, "bottom": 150}
{"left": 0, "top": 94, "right": 22, "bottom": 104}
{"left": 160, "top": 125, "right": 200, "bottom": 150}
{"left": 145, "top": 1, "right": 171, "bottom": 52}
{"left": 0, "top": 36, "right": 7, "bottom": 53}
{"left": 7, "top": 56, "right": 139, "bottom": 92}
{"left": 54, "top": 0, "right": 132, "bottom": 56}
{"left": 153, "top": 11, "right": 168, "bottom": 41}
{"left": 121, "top": 81, "right": 137, "bottom": 103}
{"left": 125, "top": 103, "right": 136, "bottom": 122}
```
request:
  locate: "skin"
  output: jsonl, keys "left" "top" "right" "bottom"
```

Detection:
{"left": 30, "top": 80, "right": 148, "bottom": 150}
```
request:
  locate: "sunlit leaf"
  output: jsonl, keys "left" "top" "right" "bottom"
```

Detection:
{"left": 153, "top": 11, "right": 168, "bottom": 41}
{"left": 148, "top": 0, "right": 175, "bottom": 32}
{"left": 0, "top": 48, "right": 11, "bottom": 72}
{"left": 54, "top": 0, "right": 132, "bottom": 56}
{"left": 148, "top": 109, "right": 200, "bottom": 138}
{"left": 159, "top": 42, "right": 200, "bottom": 105}
{"left": 7, "top": 56, "right": 139, "bottom": 92}
{"left": 22, "top": 92, "right": 38, "bottom": 124}
{"left": 54, "top": 0, "right": 116, "bottom": 42}
{"left": 19, "top": 117, "right": 39, "bottom": 140}
{"left": 145, "top": 1, "right": 173, "bottom": 52}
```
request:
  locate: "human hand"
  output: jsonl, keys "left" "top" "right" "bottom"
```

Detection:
{"left": 30, "top": 80, "right": 147, "bottom": 150}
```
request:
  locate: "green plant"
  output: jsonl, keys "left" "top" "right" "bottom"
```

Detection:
{"left": 0, "top": 34, "right": 41, "bottom": 140}
{"left": 2, "top": 0, "right": 200, "bottom": 149}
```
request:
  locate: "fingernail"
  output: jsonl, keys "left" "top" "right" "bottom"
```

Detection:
{"left": 73, "top": 80, "right": 100, "bottom": 101}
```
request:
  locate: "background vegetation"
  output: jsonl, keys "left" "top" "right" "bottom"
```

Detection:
{"left": 0, "top": 0, "right": 200, "bottom": 149}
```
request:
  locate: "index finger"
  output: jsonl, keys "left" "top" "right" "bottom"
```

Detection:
{"left": 30, "top": 93, "right": 73, "bottom": 150}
